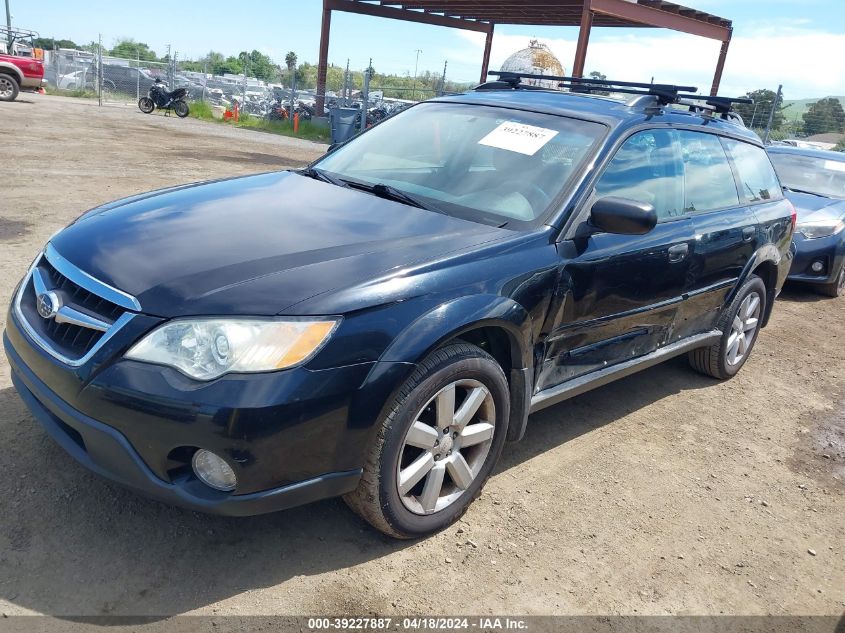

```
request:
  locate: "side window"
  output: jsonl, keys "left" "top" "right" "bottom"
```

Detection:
{"left": 595, "top": 129, "right": 684, "bottom": 221}
{"left": 722, "top": 138, "right": 783, "bottom": 204}
{"left": 677, "top": 131, "right": 740, "bottom": 213}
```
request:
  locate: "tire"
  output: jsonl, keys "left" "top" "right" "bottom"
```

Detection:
{"left": 817, "top": 264, "right": 845, "bottom": 298}
{"left": 174, "top": 100, "right": 189, "bottom": 118}
{"left": 0, "top": 74, "right": 20, "bottom": 102}
{"left": 138, "top": 97, "right": 155, "bottom": 114}
{"left": 344, "top": 342, "right": 510, "bottom": 539}
{"left": 689, "top": 275, "right": 767, "bottom": 380}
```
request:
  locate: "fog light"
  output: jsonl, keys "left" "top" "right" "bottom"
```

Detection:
{"left": 192, "top": 449, "right": 237, "bottom": 491}
{"left": 811, "top": 260, "right": 825, "bottom": 273}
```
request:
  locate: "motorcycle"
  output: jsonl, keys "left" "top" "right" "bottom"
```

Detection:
{"left": 138, "top": 79, "right": 189, "bottom": 118}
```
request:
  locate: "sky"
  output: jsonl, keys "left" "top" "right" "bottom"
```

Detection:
{"left": 10, "top": 0, "right": 845, "bottom": 99}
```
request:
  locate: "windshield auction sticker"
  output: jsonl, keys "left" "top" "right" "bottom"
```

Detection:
{"left": 478, "top": 121, "right": 559, "bottom": 156}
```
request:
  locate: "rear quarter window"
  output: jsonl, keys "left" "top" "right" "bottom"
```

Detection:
{"left": 722, "top": 139, "right": 783, "bottom": 204}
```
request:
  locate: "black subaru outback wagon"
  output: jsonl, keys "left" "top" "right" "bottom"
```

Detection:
{"left": 4, "top": 74, "right": 794, "bottom": 538}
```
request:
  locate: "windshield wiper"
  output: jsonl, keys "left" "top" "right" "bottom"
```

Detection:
{"left": 345, "top": 181, "right": 435, "bottom": 212}
{"left": 298, "top": 167, "right": 348, "bottom": 188}
{"left": 784, "top": 186, "right": 826, "bottom": 198}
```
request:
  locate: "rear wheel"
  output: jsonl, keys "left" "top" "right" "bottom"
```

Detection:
{"left": 174, "top": 100, "right": 189, "bottom": 118}
{"left": 817, "top": 264, "right": 845, "bottom": 298}
{"left": 0, "top": 74, "right": 20, "bottom": 102}
{"left": 138, "top": 97, "right": 155, "bottom": 114}
{"left": 344, "top": 342, "right": 510, "bottom": 539}
{"left": 689, "top": 275, "right": 766, "bottom": 380}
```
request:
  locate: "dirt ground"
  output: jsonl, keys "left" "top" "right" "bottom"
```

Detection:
{"left": 0, "top": 95, "right": 842, "bottom": 620}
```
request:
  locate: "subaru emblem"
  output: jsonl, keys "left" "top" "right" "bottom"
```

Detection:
{"left": 36, "top": 291, "right": 61, "bottom": 320}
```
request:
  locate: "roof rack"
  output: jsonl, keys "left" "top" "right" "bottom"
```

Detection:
{"left": 478, "top": 71, "right": 752, "bottom": 123}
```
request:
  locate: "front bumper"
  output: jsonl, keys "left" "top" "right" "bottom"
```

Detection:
{"left": 788, "top": 232, "right": 845, "bottom": 284}
{"left": 4, "top": 306, "right": 411, "bottom": 516}
{"left": 9, "top": 354, "right": 360, "bottom": 516}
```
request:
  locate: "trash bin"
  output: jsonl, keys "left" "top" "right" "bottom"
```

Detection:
{"left": 329, "top": 107, "right": 360, "bottom": 145}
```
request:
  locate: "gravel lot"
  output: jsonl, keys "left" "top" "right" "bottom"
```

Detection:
{"left": 0, "top": 95, "right": 843, "bottom": 620}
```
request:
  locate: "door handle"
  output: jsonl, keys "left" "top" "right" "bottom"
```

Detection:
{"left": 742, "top": 226, "right": 756, "bottom": 242}
{"left": 668, "top": 243, "right": 689, "bottom": 263}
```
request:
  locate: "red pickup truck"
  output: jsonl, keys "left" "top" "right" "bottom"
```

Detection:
{"left": 0, "top": 52, "right": 44, "bottom": 101}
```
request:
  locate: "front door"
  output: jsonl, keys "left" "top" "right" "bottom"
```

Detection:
{"left": 537, "top": 128, "right": 695, "bottom": 392}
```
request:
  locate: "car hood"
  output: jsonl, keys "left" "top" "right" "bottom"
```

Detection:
{"left": 50, "top": 172, "right": 507, "bottom": 317}
{"left": 784, "top": 190, "right": 845, "bottom": 223}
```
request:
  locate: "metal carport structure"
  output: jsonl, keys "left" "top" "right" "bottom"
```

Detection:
{"left": 315, "top": 0, "right": 733, "bottom": 113}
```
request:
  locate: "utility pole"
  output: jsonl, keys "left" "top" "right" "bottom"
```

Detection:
{"left": 5, "top": 0, "right": 11, "bottom": 48}
{"left": 360, "top": 58, "right": 373, "bottom": 132}
{"left": 411, "top": 49, "right": 422, "bottom": 101}
{"left": 344, "top": 58, "right": 350, "bottom": 105}
{"left": 97, "top": 34, "right": 104, "bottom": 106}
{"left": 438, "top": 60, "right": 447, "bottom": 96}
{"left": 763, "top": 84, "right": 782, "bottom": 145}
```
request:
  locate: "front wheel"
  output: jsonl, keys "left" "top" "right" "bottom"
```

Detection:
{"left": 689, "top": 275, "right": 766, "bottom": 380}
{"left": 138, "top": 97, "right": 155, "bottom": 114}
{"left": 174, "top": 100, "right": 189, "bottom": 118}
{"left": 344, "top": 342, "right": 510, "bottom": 539}
{"left": 817, "top": 264, "right": 845, "bottom": 298}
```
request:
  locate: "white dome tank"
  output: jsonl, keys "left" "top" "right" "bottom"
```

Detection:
{"left": 500, "top": 40, "right": 566, "bottom": 89}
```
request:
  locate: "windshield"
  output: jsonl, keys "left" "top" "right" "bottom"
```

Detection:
{"left": 769, "top": 152, "right": 845, "bottom": 199}
{"left": 314, "top": 102, "right": 606, "bottom": 228}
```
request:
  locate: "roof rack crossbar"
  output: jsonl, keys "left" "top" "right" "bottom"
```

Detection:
{"left": 488, "top": 70, "right": 697, "bottom": 94}
{"left": 478, "top": 71, "right": 752, "bottom": 123}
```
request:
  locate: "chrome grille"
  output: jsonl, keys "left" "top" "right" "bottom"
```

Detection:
{"left": 14, "top": 244, "right": 139, "bottom": 365}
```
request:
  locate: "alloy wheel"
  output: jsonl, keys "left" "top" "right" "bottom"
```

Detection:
{"left": 397, "top": 379, "right": 495, "bottom": 515}
{"left": 0, "top": 76, "right": 14, "bottom": 99}
{"left": 725, "top": 291, "right": 761, "bottom": 366}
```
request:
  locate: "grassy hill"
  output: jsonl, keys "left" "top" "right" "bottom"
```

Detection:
{"left": 781, "top": 96, "right": 845, "bottom": 121}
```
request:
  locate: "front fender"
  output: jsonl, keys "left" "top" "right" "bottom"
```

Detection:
{"left": 379, "top": 294, "right": 533, "bottom": 369}
{"left": 355, "top": 295, "right": 535, "bottom": 444}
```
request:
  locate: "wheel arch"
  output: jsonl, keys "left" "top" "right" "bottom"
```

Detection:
{"left": 371, "top": 295, "right": 535, "bottom": 443}
{"left": 725, "top": 247, "right": 782, "bottom": 328}
{"left": 0, "top": 63, "right": 23, "bottom": 83}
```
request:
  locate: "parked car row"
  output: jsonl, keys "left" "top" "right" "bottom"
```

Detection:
{"left": 2, "top": 73, "right": 840, "bottom": 541}
{"left": 767, "top": 146, "right": 845, "bottom": 297}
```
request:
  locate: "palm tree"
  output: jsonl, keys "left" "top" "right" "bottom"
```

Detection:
{"left": 285, "top": 51, "right": 298, "bottom": 73}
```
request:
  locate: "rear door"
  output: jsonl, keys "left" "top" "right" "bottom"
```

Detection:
{"left": 673, "top": 130, "right": 749, "bottom": 337}
{"left": 678, "top": 134, "right": 786, "bottom": 336}
{"left": 537, "top": 128, "right": 695, "bottom": 391}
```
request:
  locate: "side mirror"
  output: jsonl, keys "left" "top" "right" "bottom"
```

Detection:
{"left": 590, "top": 196, "right": 657, "bottom": 235}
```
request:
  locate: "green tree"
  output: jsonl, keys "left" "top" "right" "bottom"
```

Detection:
{"left": 237, "top": 50, "right": 278, "bottom": 82}
{"left": 802, "top": 97, "right": 845, "bottom": 135}
{"left": 33, "top": 37, "right": 78, "bottom": 50}
{"left": 585, "top": 70, "right": 609, "bottom": 95}
{"left": 110, "top": 38, "right": 158, "bottom": 62}
{"left": 834, "top": 137, "right": 845, "bottom": 152}
{"left": 733, "top": 89, "right": 786, "bottom": 131}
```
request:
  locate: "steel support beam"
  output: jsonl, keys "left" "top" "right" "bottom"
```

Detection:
{"left": 572, "top": 0, "right": 593, "bottom": 78}
{"left": 709, "top": 31, "right": 731, "bottom": 96}
{"left": 590, "top": 0, "right": 730, "bottom": 40}
{"left": 316, "top": 0, "right": 333, "bottom": 116}
{"left": 328, "top": 0, "right": 490, "bottom": 32}
{"left": 479, "top": 24, "right": 494, "bottom": 83}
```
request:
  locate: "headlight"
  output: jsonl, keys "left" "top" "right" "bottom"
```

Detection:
{"left": 125, "top": 318, "right": 339, "bottom": 380}
{"left": 797, "top": 219, "right": 845, "bottom": 239}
